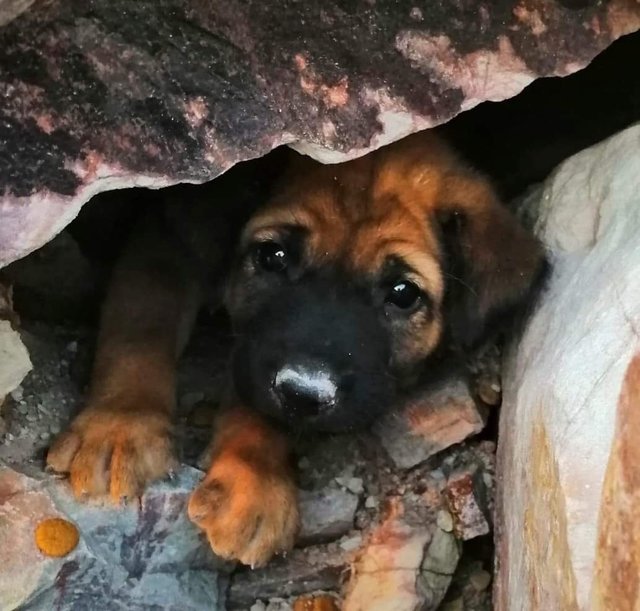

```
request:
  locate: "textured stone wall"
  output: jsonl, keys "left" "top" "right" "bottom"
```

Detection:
{"left": 496, "top": 123, "right": 640, "bottom": 610}
{"left": 0, "top": 0, "right": 639, "bottom": 266}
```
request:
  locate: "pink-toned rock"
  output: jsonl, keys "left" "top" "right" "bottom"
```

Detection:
{"left": 445, "top": 468, "right": 491, "bottom": 541}
{"left": 0, "top": 1, "right": 638, "bottom": 267}
{"left": 343, "top": 498, "right": 431, "bottom": 611}
{"left": 495, "top": 124, "right": 640, "bottom": 609}
{"left": 374, "top": 378, "right": 486, "bottom": 469}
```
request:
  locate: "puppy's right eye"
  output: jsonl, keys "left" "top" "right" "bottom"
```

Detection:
{"left": 253, "top": 241, "right": 288, "bottom": 273}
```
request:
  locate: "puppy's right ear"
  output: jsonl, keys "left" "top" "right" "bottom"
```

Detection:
{"left": 436, "top": 172, "right": 548, "bottom": 349}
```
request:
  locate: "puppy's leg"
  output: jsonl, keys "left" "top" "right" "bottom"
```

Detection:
{"left": 188, "top": 401, "right": 299, "bottom": 567}
{"left": 47, "top": 214, "right": 201, "bottom": 502}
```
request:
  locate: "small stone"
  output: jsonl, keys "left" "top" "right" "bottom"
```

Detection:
{"left": 10, "top": 386, "right": 23, "bottom": 401}
{"left": 445, "top": 468, "right": 491, "bottom": 540}
{"left": 16, "top": 403, "right": 27, "bottom": 414}
{"left": 437, "top": 510, "right": 454, "bottom": 532}
{"left": 476, "top": 376, "right": 502, "bottom": 406}
{"left": 339, "top": 534, "right": 363, "bottom": 552}
{"left": 267, "top": 599, "right": 294, "bottom": 611}
{"left": 335, "top": 476, "right": 364, "bottom": 495}
{"left": 364, "top": 495, "right": 378, "bottom": 509}
{"left": 39, "top": 431, "right": 50, "bottom": 440}
{"left": 299, "top": 487, "right": 359, "bottom": 543}
{"left": 66, "top": 340, "right": 78, "bottom": 353}
{"left": 469, "top": 568, "right": 492, "bottom": 591}
{"left": 250, "top": 602, "right": 267, "bottom": 611}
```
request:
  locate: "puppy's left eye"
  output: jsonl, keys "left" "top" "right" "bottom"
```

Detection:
{"left": 386, "top": 280, "right": 423, "bottom": 310}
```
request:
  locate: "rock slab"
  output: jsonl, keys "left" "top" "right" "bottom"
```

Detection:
{"left": 495, "top": 123, "right": 640, "bottom": 610}
{"left": 0, "top": 465, "right": 225, "bottom": 611}
{"left": 374, "top": 378, "right": 485, "bottom": 469}
{"left": 0, "top": 0, "right": 638, "bottom": 266}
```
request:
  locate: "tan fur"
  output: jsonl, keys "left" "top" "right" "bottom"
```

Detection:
{"left": 47, "top": 131, "right": 543, "bottom": 567}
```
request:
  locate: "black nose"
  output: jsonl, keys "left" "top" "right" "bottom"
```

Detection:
{"left": 273, "top": 365, "right": 338, "bottom": 417}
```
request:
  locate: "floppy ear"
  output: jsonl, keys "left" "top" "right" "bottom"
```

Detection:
{"left": 436, "top": 172, "right": 548, "bottom": 348}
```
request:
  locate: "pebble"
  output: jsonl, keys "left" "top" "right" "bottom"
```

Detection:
{"left": 339, "top": 534, "right": 363, "bottom": 552}
{"left": 335, "top": 476, "right": 364, "bottom": 495}
{"left": 66, "top": 341, "right": 78, "bottom": 353}
{"left": 469, "top": 568, "right": 492, "bottom": 591}
{"left": 364, "top": 495, "right": 378, "bottom": 509}
{"left": 250, "top": 603, "right": 267, "bottom": 611}
{"left": 437, "top": 509, "right": 454, "bottom": 532}
{"left": 10, "top": 386, "right": 23, "bottom": 401}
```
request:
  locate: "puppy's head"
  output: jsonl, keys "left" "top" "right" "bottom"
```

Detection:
{"left": 225, "top": 133, "right": 546, "bottom": 432}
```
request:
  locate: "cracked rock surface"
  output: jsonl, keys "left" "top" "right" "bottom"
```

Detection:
{"left": 0, "top": 0, "right": 638, "bottom": 266}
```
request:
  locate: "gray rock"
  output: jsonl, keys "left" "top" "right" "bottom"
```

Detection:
{"left": 228, "top": 545, "right": 346, "bottom": 609}
{"left": 0, "top": 320, "right": 31, "bottom": 405}
{"left": 0, "top": 465, "right": 226, "bottom": 610}
{"left": 419, "top": 528, "right": 462, "bottom": 610}
{"left": 299, "top": 486, "right": 359, "bottom": 544}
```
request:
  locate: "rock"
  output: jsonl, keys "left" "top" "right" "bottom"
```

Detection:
{"left": 437, "top": 509, "right": 454, "bottom": 533}
{"left": 293, "top": 593, "right": 341, "bottom": 611}
{"left": 445, "top": 468, "right": 491, "bottom": 541}
{"left": 334, "top": 476, "right": 364, "bottom": 495}
{"left": 339, "top": 534, "right": 363, "bottom": 552}
{"left": 0, "top": 1, "right": 637, "bottom": 267}
{"left": 0, "top": 465, "right": 225, "bottom": 610}
{"left": 374, "top": 378, "right": 486, "bottom": 469}
{"left": 0, "top": 319, "right": 32, "bottom": 404}
{"left": 227, "top": 545, "right": 347, "bottom": 609}
{"left": 299, "top": 486, "right": 359, "bottom": 544}
{"left": 343, "top": 497, "right": 432, "bottom": 611}
{"left": 420, "top": 527, "right": 462, "bottom": 610}
{"left": 495, "top": 123, "right": 640, "bottom": 609}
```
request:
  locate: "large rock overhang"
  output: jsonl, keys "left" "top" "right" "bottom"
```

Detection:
{"left": 0, "top": 0, "right": 639, "bottom": 266}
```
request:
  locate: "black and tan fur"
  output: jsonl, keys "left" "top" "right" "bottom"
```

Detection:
{"left": 47, "top": 131, "right": 546, "bottom": 567}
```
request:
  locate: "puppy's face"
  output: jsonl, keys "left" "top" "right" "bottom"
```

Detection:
{"left": 225, "top": 133, "right": 545, "bottom": 432}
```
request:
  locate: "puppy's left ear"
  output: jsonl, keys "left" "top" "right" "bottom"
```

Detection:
{"left": 436, "top": 172, "right": 548, "bottom": 348}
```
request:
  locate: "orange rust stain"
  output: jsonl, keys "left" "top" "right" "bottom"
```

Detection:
{"left": 293, "top": 594, "right": 341, "bottom": 611}
{"left": 523, "top": 419, "right": 578, "bottom": 610}
{"left": 594, "top": 353, "right": 640, "bottom": 611}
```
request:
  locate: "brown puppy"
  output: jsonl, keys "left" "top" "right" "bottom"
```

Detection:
{"left": 47, "top": 131, "right": 546, "bottom": 568}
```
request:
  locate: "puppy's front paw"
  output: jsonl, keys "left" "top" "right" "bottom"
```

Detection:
{"left": 188, "top": 454, "right": 299, "bottom": 568}
{"left": 46, "top": 402, "right": 176, "bottom": 502}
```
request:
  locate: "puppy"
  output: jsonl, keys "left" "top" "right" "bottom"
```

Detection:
{"left": 47, "top": 131, "right": 546, "bottom": 567}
